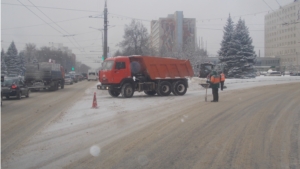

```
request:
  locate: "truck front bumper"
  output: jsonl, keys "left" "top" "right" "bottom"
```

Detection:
{"left": 97, "top": 84, "right": 109, "bottom": 90}
{"left": 97, "top": 84, "right": 120, "bottom": 90}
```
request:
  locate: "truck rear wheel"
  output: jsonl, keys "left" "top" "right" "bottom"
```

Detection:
{"left": 144, "top": 90, "right": 156, "bottom": 96}
{"left": 173, "top": 81, "right": 187, "bottom": 96}
{"left": 61, "top": 81, "right": 64, "bottom": 89}
{"left": 121, "top": 83, "right": 134, "bottom": 98}
{"left": 108, "top": 90, "right": 120, "bottom": 97}
{"left": 171, "top": 82, "right": 178, "bottom": 96}
{"left": 157, "top": 81, "right": 172, "bottom": 96}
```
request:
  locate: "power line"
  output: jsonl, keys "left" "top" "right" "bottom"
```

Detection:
{"left": 196, "top": 10, "right": 269, "bottom": 22}
{"left": 1, "top": 2, "right": 99, "bottom": 13}
{"left": 16, "top": 0, "right": 63, "bottom": 34}
{"left": 1, "top": 16, "right": 88, "bottom": 30}
{"left": 27, "top": 0, "right": 85, "bottom": 52}
{"left": 1, "top": 31, "right": 98, "bottom": 37}
{"left": 275, "top": 0, "right": 282, "bottom": 7}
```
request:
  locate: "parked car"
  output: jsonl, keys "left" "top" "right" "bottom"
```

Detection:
{"left": 64, "top": 75, "right": 74, "bottom": 85}
{"left": 70, "top": 74, "right": 78, "bottom": 83}
{"left": 290, "top": 72, "right": 300, "bottom": 76}
{"left": 1, "top": 77, "right": 30, "bottom": 99}
{"left": 260, "top": 71, "right": 268, "bottom": 76}
{"left": 266, "top": 71, "right": 281, "bottom": 76}
{"left": 1, "top": 75, "right": 4, "bottom": 105}
{"left": 81, "top": 73, "right": 87, "bottom": 79}
{"left": 79, "top": 75, "right": 84, "bottom": 81}
{"left": 75, "top": 74, "right": 81, "bottom": 82}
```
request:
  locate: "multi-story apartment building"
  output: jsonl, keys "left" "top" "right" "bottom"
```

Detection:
{"left": 265, "top": 0, "right": 300, "bottom": 72}
{"left": 151, "top": 11, "right": 196, "bottom": 55}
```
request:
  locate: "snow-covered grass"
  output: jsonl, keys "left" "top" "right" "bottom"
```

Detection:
{"left": 3, "top": 75, "right": 300, "bottom": 169}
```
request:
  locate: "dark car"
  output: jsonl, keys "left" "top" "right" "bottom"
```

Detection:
{"left": 75, "top": 74, "right": 81, "bottom": 82}
{"left": 81, "top": 73, "right": 87, "bottom": 79}
{"left": 70, "top": 74, "right": 78, "bottom": 83}
{"left": 79, "top": 75, "right": 84, "bottom": 81}
{"left": 64, "top": 75, "right": 74, "bottom": 85}
{"left": 1, "top": 77, "right": 30, "bottom": 99}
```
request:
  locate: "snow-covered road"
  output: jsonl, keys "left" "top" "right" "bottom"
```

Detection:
{"left": 3, "top": 76, "right": 300, "bottom": 169}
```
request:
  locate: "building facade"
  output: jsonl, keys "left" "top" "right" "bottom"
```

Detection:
{"left": 151, "top": 11, "right": 196, "bottom": 55}
{"left": 254, "top": 57, "right": 281, "bottom": 71}
{"left": 265, "top": 0, "right": 300, "bottom": 72}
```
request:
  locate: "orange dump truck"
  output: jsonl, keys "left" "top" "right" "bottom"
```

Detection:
{"left": 98, "top": 56, "right": 194, "bottom": 98}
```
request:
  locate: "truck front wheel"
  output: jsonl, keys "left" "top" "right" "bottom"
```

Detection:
{"left": 121, "top": 83, "right": 134, "bottom": 98}
{"left": 108, "top": 89, "right": 120, "bottom": 97}
{"left": 173, "top": 81, "right": 187, "bottom": 96}
{"left": 157, "top": 81, "right": 172, "bottom": 96}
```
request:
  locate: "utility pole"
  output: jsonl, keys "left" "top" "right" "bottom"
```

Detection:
{"left": 103, "top": 0, "right": 108, "bottom": 60}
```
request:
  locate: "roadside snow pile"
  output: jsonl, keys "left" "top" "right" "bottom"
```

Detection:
{"left": 188, "top": 75, "right": 300, "bottom": 92}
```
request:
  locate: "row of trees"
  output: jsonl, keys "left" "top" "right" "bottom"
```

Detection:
{"left": 1, "top": 42, "right": 91, "bottom": 76}
{"left": 218, "top": 15, "right": 257, "bottom": 78}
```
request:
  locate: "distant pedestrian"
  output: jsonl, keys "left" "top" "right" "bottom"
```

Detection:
{"left": 210, "top": 71, "right": 220, "bottom": 102}
{"left": 220, "top": 72, "right": 225, "bottom": 91}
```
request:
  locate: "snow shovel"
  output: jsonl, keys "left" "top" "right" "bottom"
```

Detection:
{"left": 200, "top": 83, "right": 210, "bottom": 102}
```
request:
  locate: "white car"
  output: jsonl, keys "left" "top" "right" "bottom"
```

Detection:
{"left": 87, "top": 71, "right": 98, "bottom": 81}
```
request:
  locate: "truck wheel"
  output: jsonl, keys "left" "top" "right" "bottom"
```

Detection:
{"left": 61, "top": 83, "right": 64, "bottom": 89}
{"left": 121, "top": 83, "right": 134, "bottom": 98}
{"left": 144, "top": 90, "right": 156, "bottom": 96}
{"left": 26, "top": 90, "right": 30, "bottom": 98}
{"left": 171, "top": 82, "right": 178, "bottom": 96}
{"left": 55, "top": 83, "right": 59, "bottom": 90}
{"left": 17, "top": 92, "right": 22, "bottom": 100}
{"left": 157, "top": 81, "right": 172, "bottom": 96}
{"left": 108, "top": 90, "right": 121, "bottom": 97}
{"left": 6, "top": 96, "right": 9, "bottom": 99}
{"left": 173, "top": 81, "right": 187, "bottom": 96}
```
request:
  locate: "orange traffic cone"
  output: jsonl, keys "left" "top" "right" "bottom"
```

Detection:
{"left": 92, "top": 92, "right": 98, "bottom": 108}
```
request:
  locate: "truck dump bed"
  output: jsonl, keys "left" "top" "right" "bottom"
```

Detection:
{"left": 25, "top": 62, "right": 63, "bottom": 81}
{"left": 129, "top": 56, "right": 194, "bottom": 80}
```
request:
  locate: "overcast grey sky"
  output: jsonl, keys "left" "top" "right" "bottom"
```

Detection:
{"left": 1, "top": 0, "right": 295, "bottom": 69}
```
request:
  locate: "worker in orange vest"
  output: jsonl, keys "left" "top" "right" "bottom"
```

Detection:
{"left": 210, "top": 71, "right": 221, "bottom": 102}
{"left": 220, "top": 72, "right": 225, "bottom": 91}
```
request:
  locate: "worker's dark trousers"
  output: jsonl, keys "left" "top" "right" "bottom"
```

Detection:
{"left": 212, "top": 88, "right": 219, "bottom": 101}
{"left": 220, "top": 81, "right": 224, "bottom": 90}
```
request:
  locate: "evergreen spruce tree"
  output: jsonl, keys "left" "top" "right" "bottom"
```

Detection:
{"left": 219, "top": 18, "right": 256, "bottom": 78}
{"left": 19, "top": 51, "right": 26, "bottom": 75}
{"left": 218, "top": 14, "right": 235, "bottom": 57}
{"left": 5, "top": 41, "right": 20, "bottom": 75}
{"left": 1, "top": 48, "right": 7, "bottom": 74}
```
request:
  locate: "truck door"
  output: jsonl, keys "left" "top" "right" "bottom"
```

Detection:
{"left": 113, "top": 61, "right": 127, "bottom": 83}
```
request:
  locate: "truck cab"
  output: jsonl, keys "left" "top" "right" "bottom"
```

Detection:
{"left": 99, "top": 57, "right": 131, "bottom": 84}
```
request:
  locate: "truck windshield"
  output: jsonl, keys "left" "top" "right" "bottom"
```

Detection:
{"left": 102, "top": 61, "right": 114, "bottom": 70}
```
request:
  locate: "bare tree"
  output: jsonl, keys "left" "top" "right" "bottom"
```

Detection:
{"left": 23, "top": 43, "right": 38, "bottom": 63}
{"left": 118, "top": 20, "right": 152, "bottom": 56}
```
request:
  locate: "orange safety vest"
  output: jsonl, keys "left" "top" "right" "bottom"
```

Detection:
{"left": 210, "top": 75, "right": 220, "bottom": 84}
{"left": 220, "top": 73, "right": 225, "bottom": 82}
